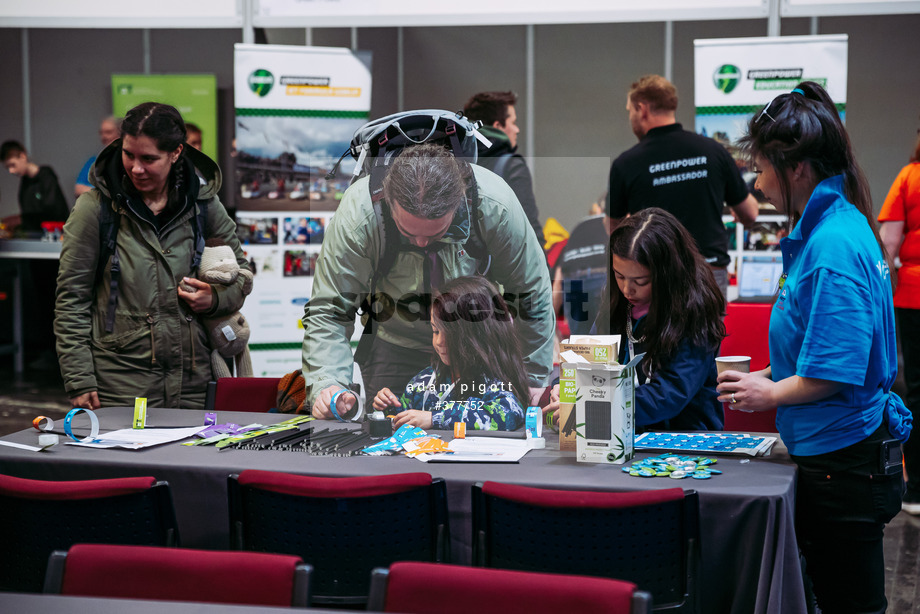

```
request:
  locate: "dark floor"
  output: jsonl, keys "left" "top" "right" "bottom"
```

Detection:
{"left": 1, "top": 360, "right": 919, "bottom": 612}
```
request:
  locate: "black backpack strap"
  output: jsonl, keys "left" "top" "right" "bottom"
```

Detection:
{"left": 459, "top": 162, "right": 490, "bottom": 276}
{"left": 97, "top": 194, "right": 121, "bottom": 334}
{"left": 191, "top": 198, "right": 208, "bottom": 271}
{"left": 354, "top": 194, "right": 398, "bottom": 365}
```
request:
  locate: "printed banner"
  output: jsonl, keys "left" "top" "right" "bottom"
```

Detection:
{"left": 694, "top": 35, "right": 847, "bottom": 296}
{"left": 694, "top": 34, "right": 848, "bottom": 145}
{"left": 111, "top": 74, "right": 218, "bottom": 161}
{"left": 234, "top": 44, "right": 372, "bottom": 377}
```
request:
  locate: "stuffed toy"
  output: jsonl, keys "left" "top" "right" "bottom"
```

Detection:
{"left": 180, "top": 239, "right": 254, "bottom": 379}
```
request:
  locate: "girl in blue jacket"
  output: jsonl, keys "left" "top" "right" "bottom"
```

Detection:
{"left": 372, "top": 276, "right": 529, "bottom": 431}
{"left": 596, "top": 208, "right": 726, "bottom": 431}
{"left": 719, "top": 82, "right": 910, "bottom": 613}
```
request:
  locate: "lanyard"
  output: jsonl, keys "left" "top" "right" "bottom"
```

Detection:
{"left": 626, "top": 319, "right": 649, "bottom": 385}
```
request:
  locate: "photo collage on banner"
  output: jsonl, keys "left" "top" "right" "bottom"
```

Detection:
{"left": 694, "top": 35, "right": 848, "bottom": 296}
{"left": 234, "top": 44, "right": 372, "bottom": 377}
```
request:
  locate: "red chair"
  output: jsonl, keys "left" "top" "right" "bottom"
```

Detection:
{"left": 206, "top": 376, "right": 281, "bottom": 412}
{"left": 722, "top": 302, "right": 777, "bottom": 432}
{"left": 228, "top": 470, "right": 450, "bottom": 606}
{"left": 368, "top": 561, "right": 652, "bottom": 614}
{"left": 44, "top": 544, "right": 311, "bottom": 607}
{"left": 0, "top": 474, "right": 179, "bottom": 593}
{"left": 473, "top": 482, "right": 699, "bottom": 613}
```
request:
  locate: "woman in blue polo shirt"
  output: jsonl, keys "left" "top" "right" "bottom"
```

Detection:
{"left": 717, "top": 82, "right": 911, "bottom": 614}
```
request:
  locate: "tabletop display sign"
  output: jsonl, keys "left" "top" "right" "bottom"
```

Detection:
{"left": 563, "top": 353, "right": 641, "bottom": 465}
{"left": 557, "top": 335, "right": 621, "bottom": 452}
{"left": 132, "top": 397, "right": 148, "bottom": 430}
{"left": 111, "top": 74, "right": 219, "bottom": 162}
{"left": 233, "top": 44, "right": 372, "bottom": 377}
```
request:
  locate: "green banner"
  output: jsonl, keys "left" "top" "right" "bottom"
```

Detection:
{"left": 112, "top": 74, "right": 218, "bottom": 161}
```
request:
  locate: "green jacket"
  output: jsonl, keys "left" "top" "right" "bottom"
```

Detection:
{"left": 54, "top": 142, "right": 250, "bottom": 408}
{"left": 302, "top": 165, "right": 554, "bottom": 404}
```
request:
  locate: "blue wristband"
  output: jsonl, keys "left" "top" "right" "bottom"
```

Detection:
{"left": 330, "top": 390, "right": 364, "bottom": 422}
{"left": 63, "top": 407, "right": 100, "bottom": 442}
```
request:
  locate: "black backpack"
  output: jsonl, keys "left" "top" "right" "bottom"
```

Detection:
{"left": 328, "top": 110, "right": 495, "bottom": 361}
{"left": 96, "top": 193, "right": 208, "bottom": 333}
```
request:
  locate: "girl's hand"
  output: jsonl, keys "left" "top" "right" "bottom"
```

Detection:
{"left": 178, "top": 277, "right": 215, "bottom": 313}
{"left": 541, "top": 383, "right": 560, "bottom": 418}
{"left": 393, "top": 409, "right": 432, "bottom": 430}
{"left": 716, "top": 371, "right": 776, "bottom": 412}
{"left": 373, "top": 387, "right": 401, "bottom": 412}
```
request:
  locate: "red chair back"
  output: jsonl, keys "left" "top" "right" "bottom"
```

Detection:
{"left": 722, "top": 302, "right": 777, "bottom": 432}
{"left": 0, "top": 474, "right": 179, "bottom": 593}
{"left": 212, "top": 377, "right": 281, "bottom": 412}
{"left": 371, "top": 561, "right": 649, "bottom": 614}
{"left": 50, "top": 544, "right": 310, "bottom": 607}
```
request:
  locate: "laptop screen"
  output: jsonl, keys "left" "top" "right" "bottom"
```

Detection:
{"left": 738, "top": 253, "right": 783, "bottom": 299}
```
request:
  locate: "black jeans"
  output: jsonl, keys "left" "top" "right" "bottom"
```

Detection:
{"left": 357, "top": 337, "right": 433, "bottom": 408}
{"left": 793, "top": 425, "right": 905, "bottom": 614}
{"left": 897, "top": 307, "right": 920, "bottom": 499}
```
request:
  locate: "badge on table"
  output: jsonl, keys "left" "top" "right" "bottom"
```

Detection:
{"left": 133, "top": 397, "right": 148, "bottom": 429}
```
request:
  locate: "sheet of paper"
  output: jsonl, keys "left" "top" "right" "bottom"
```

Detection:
{"left": 65, "top": 426, "right": 206, "bottom": 450}
{"left": 560, "top": 350, "right": 589, "bottom": 363}
{"left": 406, "top": 436, "right": 531, "bottom": 463}
{"left": 0, "top": 440, "right": 44, "bottom": 452}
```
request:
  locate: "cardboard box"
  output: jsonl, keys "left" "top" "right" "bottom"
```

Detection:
{"left": 557, "top": 365, "right": 578, "bottom": 451}
{"left": 560, "top": 335, "right": 620, "bottom": 366}
{"left": 563, "top": 354, "right": 641, "bottom": 464}
{"left": 557, "top": 336, "right": 620, "bottom": 452}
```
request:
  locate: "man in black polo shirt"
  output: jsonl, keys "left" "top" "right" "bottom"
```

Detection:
{"left": 607, "top": 75, "right": 758, "bottom": 295}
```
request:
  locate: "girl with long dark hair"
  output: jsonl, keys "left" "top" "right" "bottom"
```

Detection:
{"left": 719, "top": 82, "right": 911, "bottom": 613}
{"left": 596, "top": 207, "right": 726, "bottom": 431}
{"left": 373, "top": 275, "right": 529, "bottom": 431}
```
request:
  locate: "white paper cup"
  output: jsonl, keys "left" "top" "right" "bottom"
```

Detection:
{"left": 716, "top": 355, "right": 751, "bottom": 374}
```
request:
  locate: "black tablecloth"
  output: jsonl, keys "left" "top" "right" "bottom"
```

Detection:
{"left": 0, "top": 407, "right": 806, "bottom": 614}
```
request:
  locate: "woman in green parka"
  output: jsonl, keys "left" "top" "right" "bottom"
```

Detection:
{"left": 55, "top": 102, "right": 250, "bottom": 409}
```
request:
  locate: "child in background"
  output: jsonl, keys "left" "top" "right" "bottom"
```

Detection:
{"left": 599, "top": 207, "right": 726, "bottom": 431}
{"left": 373, "top": 276, "right": 529, "bottom": 431}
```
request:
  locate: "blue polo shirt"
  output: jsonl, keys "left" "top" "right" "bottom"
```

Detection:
{"left": 770, "top": 175, "right": 897, "bottom": 456}
{"left": 76, "top": 155, "right": 95, "bottom": 188}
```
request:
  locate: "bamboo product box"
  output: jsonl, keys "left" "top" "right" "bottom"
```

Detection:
{"left": 561, "top": 353, "right": 642, "bottom": 464}
{"left": 557, "top": 336, "right": 620, "bottom": 452}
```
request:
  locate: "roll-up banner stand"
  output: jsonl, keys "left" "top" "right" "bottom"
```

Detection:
{"left": 694, "top": 35, "right": 848, "bottom": 289}
{"left": 233, "top": 44, "right": 372, "bottom": 377}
